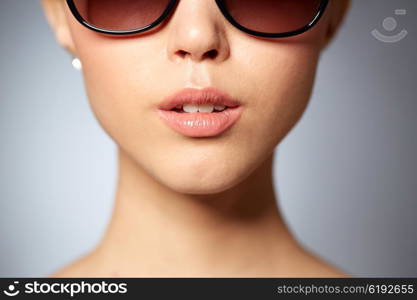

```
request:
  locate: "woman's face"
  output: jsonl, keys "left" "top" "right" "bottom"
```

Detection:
{"left": 49, "top": 1, "right": 341, "bottom": 194}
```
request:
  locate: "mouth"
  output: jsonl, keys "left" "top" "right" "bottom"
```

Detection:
{"left": 158, "top": 86, "right": 241, "bottom": 111}
{"left": 169, "top": 103, "right": 233, "bottom": 113}
{"left": 157, "top": 87, "right": 243, "bottom": 138}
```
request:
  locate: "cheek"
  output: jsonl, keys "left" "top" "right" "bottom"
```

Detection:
{"left": 72, "top": 30, "right": 162, "bottom": 142}
{"left": 227, "top": 36, "right": 322, "bottom": 160}
{"left": 254, "top": 45, "right": 318, "bottom": 143}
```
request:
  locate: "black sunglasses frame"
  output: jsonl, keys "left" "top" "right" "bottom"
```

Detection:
{"left": 66, "top": 0, "right": 330, "bottom": 38}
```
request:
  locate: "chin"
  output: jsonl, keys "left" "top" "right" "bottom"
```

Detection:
{"left": 154, "top": 160, "right": 249, "bottom": 195}
{"left": 164, "top": 178, "right": 238, "bottom": 195}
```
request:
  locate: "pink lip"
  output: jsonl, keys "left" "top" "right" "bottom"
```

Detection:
{"left": 157, "top": 87, "right": 243, "bottom": 137}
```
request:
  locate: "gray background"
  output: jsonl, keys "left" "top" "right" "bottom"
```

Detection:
{"left": 0, "top": 0, "right": 415, "bottom": 277}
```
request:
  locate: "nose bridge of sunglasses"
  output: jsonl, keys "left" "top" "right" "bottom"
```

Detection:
{"left": 167, "top": 0, "right": 228, "bottom": 26}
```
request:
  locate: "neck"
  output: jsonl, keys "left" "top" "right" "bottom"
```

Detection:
{"left": 93, "top": 148, "right": 302, "bottom": 276}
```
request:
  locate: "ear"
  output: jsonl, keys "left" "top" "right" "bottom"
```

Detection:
{"left": 41, "top": 0, "right": 76, "bottom": 55}
{"left": 322, "top": 0, "right": 350, "bottom": 49}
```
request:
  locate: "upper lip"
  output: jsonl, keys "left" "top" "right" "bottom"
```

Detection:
{"left": 158, "top": 87, "right": 241, "bottom": 111}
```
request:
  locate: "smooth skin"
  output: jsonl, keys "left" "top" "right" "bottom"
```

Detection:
{"left": 42, "top": 0, "right": 350, "bottom": 277}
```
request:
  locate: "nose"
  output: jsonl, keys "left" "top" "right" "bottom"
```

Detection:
{"left": 166, "top": 0, "right": 230, "bottom": 63}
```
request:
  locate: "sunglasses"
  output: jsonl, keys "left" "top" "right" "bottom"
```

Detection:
{"left": 66, "top": 0, "right": 330, "bottom": 38}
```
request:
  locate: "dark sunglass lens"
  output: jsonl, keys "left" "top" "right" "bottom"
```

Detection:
{"left": 72, "top": 0, "right": 171, "bottom": 31}
{"left": 223, "top": 0, "right": 323, "bottom": 34}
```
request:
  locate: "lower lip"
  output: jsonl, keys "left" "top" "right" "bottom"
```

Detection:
{"left": 157, "top": 106, "right": 244, "bottom": 137}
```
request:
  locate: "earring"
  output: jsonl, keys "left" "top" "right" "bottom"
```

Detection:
{"left": 71, "top": 56, "right": 82, "bottom": 71}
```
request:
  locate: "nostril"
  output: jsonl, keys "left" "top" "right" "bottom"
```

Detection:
{"left": 174, "top": 49, "right": 218, "bottom": 60}
{"left": 176, "top": 50, "right": 189, "bottom": 58}
{"left": 203, "top": 49, "right": 218, "bottom": 59}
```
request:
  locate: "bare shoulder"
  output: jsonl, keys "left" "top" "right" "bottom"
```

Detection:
{"left": 295, "top": 250, "right": 351, "bottom": 278}
{"left": 273, "top": 242, "right": 350, "bottom": 277}
{"left": 308, "top": 261, "right": 351, "bottom": 278}
{"left": 48, "top": 252, "right": 97, "bottom": 278}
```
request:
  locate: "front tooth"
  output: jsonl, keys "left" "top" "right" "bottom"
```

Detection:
{"left": 198, "top": 104, "right": 214, "bottom": 113}
{"left": 214, "top": 105, "right": 226, "bottom": 111}
{"left": 183, "top": 104, "right": 199, "bottom": 113}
